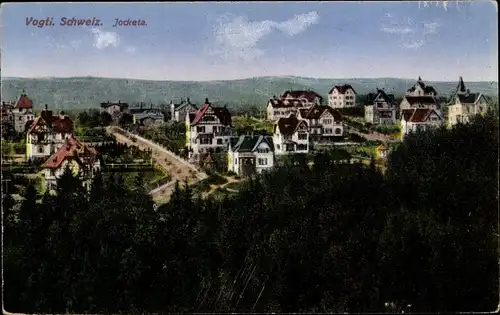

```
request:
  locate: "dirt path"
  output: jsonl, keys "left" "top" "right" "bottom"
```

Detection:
{"left": 106, "top": 126, "right": 207, "bottom": 203}
{"left": 201, "top": 176, "right": 243, "bottom": 199}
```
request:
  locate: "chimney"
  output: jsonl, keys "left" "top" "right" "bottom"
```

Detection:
{"left": 45, "top": 104, "right": 48, "bottom": 110}
{"left": 118, "top": 100, "right": 121, "bottom": 104}
{"left": 150, "top": 103, "right": 153, "bottom": 109}
{"left": 205, "top": 98, "right": 209, "bottom": 104}
{"left": 187, "top": 97, "right": 190, "bottom": 103}
{"left": 140, "top": 103, "right": 143, "bottom": 110}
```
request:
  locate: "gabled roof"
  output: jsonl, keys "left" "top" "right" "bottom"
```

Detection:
{"left": 174, "top": 102, "right": 198, "bottom": 112}
{"left": 407, "top": 77, "right": 437, "bottom": 95}
{"left": 298, "top": 105, "right": 342, "bottom": 121}
{"left": 276, "top": 115, "right": 308, "bottom": 135}
{"left": 190, "top": 101, "right": 232, "bottom": 126}
{"left": 329, "top": 84, "right": 356, "bottom": 95}
{"left": 268, "top": 99, "right": 295, "bottom": 108}
{"left": 42, "top": 136, "right": 98, "bottom": 169}
{"left": 366, "top": 89, "right": 397, "bottom": 105}
{"left": 229, "top": 135, "right": 274, "bottom": 153}
{"left": 281, "top": 90, "right": 323, "bottom": 102}
{"left": 401, "top": 108, "right": 442, "bottom": 123}
{"left": 15, "top": 93, "right": 33, "bottom": 109}
{"left": 403, "top": 95, "right": 438, "bottom": 105}
{"left": 457, "top": 93, "right": 480, "bottom": 104}
{"left": 27, "top": 112, "right": 74, "bottom": 135}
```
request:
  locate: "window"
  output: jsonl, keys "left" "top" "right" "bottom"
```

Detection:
{"left": 196, "top": 126, "right": 206, "bottom": 133}
{"left": 276, "top": 145, "right": 280, "bottom": 150}
{"left": 19, "top": 116, "right": 22, "bottom": 121}
{"left": 50, "top": 169, "right": 55, "bottom": 176}
{"left": 297, "top": 144, "right": 307, "bottom": 151}
{"left": 257, "top": 148, "right": 270, "bottom": 153}
{"left": 202, "top": 115, "right": 216, "bottom": 122}
{"left": 235, "top": 159, "right": 237, "bottom": 165}
{"left": 324, "top": 128, "right": 333, "bottom": 134}
{"left": 323, "top": 119, "right": 333, "bottom": 124}
{"left": 217, "top": 139, "right": 223, "bottom": 144}
{"left": 38, "top": 145, "right": 44, "bottom": 153}
{"left": 298, "top": 133, "right": 307, "bottom": 140}
{"left": 258, "top": 158, "right": 268, "bottom": 165}
{"left": 334, "top": 128, "right": 342, "bottom": 135}
{"left": 200, "top": 137, "right": 211, "bottom": 145}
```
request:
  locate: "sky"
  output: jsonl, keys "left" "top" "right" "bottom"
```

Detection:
{"left": 1, "top": 1, "right": 498, "bottom": 81}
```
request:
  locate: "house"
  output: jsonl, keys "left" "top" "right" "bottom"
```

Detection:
{"left": 227, "top": 135, "right": 275, "bottom": 177}
{"left": 273, "top": 115, "right": 310, "bottom": 155}
{"left": 11, "top": 92, "right": 36, "bottom": 133}
{"left": 281, "top": 90, "right": 323, "bottom": 107}
{"left": 185, "top": 98, "right": 233, "bottom": 160}
{"left": 266, "top": 98, "right": 302, "bottom": 121}
{"left": 376, "top": 143, "right": 389, "bottom": 159}
{"left": 447, "top": 77, "right": 490, "bottom": 127}
{"left": 41, "top": 135, "right": 101, "bottom": 192}
{"left": 406, "top": 77, "right": 438, "bottom": 97}
{"left": 170, "top": 98, "right": 198, "bottom": 122}
{"left": 400, "top": 108, "right": 443, "bottom": 141}
{"left": 100, "top": 101, "right": 129, "bottom": 119}
{"left": 400, "top": 95, "right": 439, "bottom": 112}
{"left": 1, "top": 102, "right": 15, "bottom": 135}
{"left": 297, "top": 105, "right": 343, "bottom": 139}
{"left": 328, "top": 84, "right": 357, "bottom": 108}
{"left": 26, "top": 105, "right": 74, "bottom": 161}
{"left": 364, "top": 89, "right": 398, "bottom": 125}
{"left": 129, "top": 103, "right": 165, "bottom": 126}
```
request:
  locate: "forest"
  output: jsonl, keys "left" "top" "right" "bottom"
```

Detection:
{"left": 3, "top": 112, "right": 499, "bottom": 313}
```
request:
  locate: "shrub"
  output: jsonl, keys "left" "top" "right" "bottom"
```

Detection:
{"left": 206, "top": 173, "right": 228, "bottom": 185}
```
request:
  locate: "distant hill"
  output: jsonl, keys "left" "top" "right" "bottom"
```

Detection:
{"left": 1, "top": 76, "right": 498, "bottom": 111}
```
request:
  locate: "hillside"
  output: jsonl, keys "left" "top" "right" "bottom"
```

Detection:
{"left": 1, "top": 76, "right": 498, "bottom": 111}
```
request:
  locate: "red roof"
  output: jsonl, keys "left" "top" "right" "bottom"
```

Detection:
{"left": 404, "top": 95, "right": 437, "bottom": 105}
{"left": 281, "top": 90, "right": 323, "bottom": 102}
{"left": 329, "top": 84, "right": 356, "bottom": 95}
{"left": 190, "top": 102, "right": 232, "bottom": 126}
{"left": 15, "top": 94, "right": 33, "bottom": 109}
{"left": 42, "top": 136, "right": 98, "bottom": 169}
{"left": 27, "top": 112, "right": 74, "bottom": 135}
{"left": 402, "top": 108, "right": 442, "bottom": 123}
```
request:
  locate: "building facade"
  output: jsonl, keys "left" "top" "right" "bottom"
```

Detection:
{"left": 364, "top": 89, "right": 398, "bottom": 125}
{"left": 447, "top": 77, "right": 490, "bottom": 127}
{"left": 227, "top": 135, "right": 275, "bottom": 177}
{"left": 42, "top": 135, "right": 101, "bottom": 192}
{"left": 26, "top": 105, "right": 74, "bottom": 161}
{"left": 185, "top": 99, "right": 233, "bottom": 160}
{"left": 297, "top": 105, "right": 343, "bottom": 139}
{"left": 400, "top": 108, "right": 443, "bottom": 141}
{"left": 273, "top": 115, "right": 310, "bottom": 155}
{"left": 281, "top": 90, "right": 323, "bottom": 107}
{"left": 170, "top": 98, "right": 198, "bottom": 123}
{"left": 328, "top": 85, "right": 357, "bottom": 108}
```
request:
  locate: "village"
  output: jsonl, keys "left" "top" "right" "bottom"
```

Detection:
{"left": 0, "top": 76, "right": 492, "bottom": 206}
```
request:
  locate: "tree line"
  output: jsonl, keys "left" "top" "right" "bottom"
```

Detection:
{"left": 3, "top": 112, "right": 498, "bottom": 313}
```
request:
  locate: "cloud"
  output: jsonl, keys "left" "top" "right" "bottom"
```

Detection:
{"left": 276, "top": 11, "right": 320, "bottom": 36}
{"left": 91, "top": 28, "right": 120, "bottom": 49}
{"left": 44, "top": 37, "right": 82, "bottom": 51}
{"left": 380, "top": 16, "right": 440, "bottom": 50}
{"left": 212, "top": 11, "right": 319, "bottom": 62}
{"left": 125, "top": 46, "right": 137, "bottom": 54}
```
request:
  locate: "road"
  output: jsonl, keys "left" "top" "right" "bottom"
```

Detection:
{"left": 105, "top": 126, "right": 207, "bottom": 203}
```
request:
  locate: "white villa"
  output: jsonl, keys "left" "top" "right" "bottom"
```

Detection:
{"left": 297, "top": 105, "right": 344, "bottom": 139}
{"left": 447, "top": 77, "right": 490, "bottom": 127}
{"left": 41, "top": 135, "right": 101, "bottom": 192}
{"left": 170, "top": 98, "right": 198, "bottom": 123}
{"left": 406, "top": 77, "right": 438, "bottom": 97}
{"left": 273, "top": 115, "right": 310, "bottom": 155}
{"left": 26, "top": 105, "right": 74, "bottom": 161}
{"left": 400, "top": 108, "right": 444, "bottom": 141}
{"left": 185, "top": 98, "right": 233, "bottom": 160}
{"left": 281, "top": 90, "right": 323, "bottom": 107}
{"left": 227, "top": 135, "right": 275, "bottom": 177}
{"left": 328, "top": 84, "right": 357, "bottom": 108}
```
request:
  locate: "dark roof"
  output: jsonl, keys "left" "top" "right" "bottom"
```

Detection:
{"left": 366, "top": 89, "right": 397, "bottom": 105}
{"left": 268, "top": 99, "right": 295, "bottom": 108}
{"left": 229, "top": 135, "right": 274, "bottom": 153}
{"left": 27, "top": 112, "right": 74, "bottom": 134}
{"left": 298, "top": 105, "right": 342, "bottom": 121}
{"left": 276, "top": 115, "right": 308, "bottom": 135}
{"left": 281, "top": 90, "right": 323, "bottom": 102}
{"left": 101, "top": 101, "right": 129, "bottom": 109}
{"left": 329, "top": 84, "right": 356, "bottom": 95}
{"left": 15, "top": 94, "right": 33, "bottom": 109}
{"left": 407, "top": 77, "right": 437, "bottom": 95}
{"left": 190, "top": 101, "right": 232, "bottom": 126}
{"left": 404, "top": 95, "right": 438, "bottom": 105}
{"left": 402, "top": 108, "right": 442, "bottom": 123}
{"left": 457, "top": 93, "right": 480, "bottom": 104}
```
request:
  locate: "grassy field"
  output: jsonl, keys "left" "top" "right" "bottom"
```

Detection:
{"left": 232, "top": 115, "right": 275, "bottom": 135}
